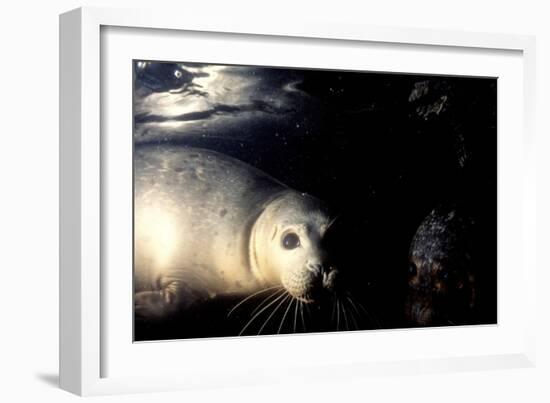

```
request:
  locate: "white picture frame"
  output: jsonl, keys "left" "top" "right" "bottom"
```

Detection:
{"left": 59, "top": 6, "right": 537, "bottom": 396}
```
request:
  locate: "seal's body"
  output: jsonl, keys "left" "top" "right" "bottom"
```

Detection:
{"left": 134, "top": 146, "right": 336, "bottom": 318}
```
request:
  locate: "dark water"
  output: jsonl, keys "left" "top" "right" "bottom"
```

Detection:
{"left": 133, "top": 61, "right": 497, "bottom": 341}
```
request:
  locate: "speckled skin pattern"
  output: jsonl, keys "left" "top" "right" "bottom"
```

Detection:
{"left": 133, "top": 145, "right": 334, "bottom": 318}
{"left": 405, "top": 206, "right": 477, "bottom": 326}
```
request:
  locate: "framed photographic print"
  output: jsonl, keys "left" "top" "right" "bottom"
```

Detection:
{"left": 60, "top": 7, "right": 536, "bottom": 396}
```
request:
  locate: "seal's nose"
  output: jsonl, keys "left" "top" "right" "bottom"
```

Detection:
{"left": 322, "top": 267, "right": 338, "bottom": 290}
{"left": 306, "top": 262, "right": 323, "bottom": 275}
{"left": 305, "top": 262, "right": 325, "bottom": 296}
{"left": 306, "top": 263, "right": 338, "bottom": 292}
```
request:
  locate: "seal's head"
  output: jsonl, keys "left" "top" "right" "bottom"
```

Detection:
{"left": 405, "top": 208, "right": 476, "bottom": 326}
{"left": 250, "top": 192, "right": 338, "bottom": 302}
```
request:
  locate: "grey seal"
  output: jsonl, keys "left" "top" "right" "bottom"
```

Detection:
{"left": 134, "top": 145, "right": 338, "bottom": 318}
{"left": 405, "top": 206, "right": 477, "bottom": 326}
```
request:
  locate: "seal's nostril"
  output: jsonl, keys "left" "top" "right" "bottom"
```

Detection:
{"left": 323, "top": 268, "right": 338, "bottom": 290}
{"left": 307, "top": 263, "right": 322, "bottom": 275}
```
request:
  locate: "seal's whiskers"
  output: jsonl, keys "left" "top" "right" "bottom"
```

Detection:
{"left": 346, "top": 292, "right": 380, "bottom": 328}
{"left": 227, "top": 285, "right": 282, "bottom": 318}
{"left": 278, "top": 296, "right": 295, "bottom": 334}
{"left": 304, "top": 301, "right": 312, "bottom": 321}
{"left": 258, "top": 294, "right": 290, "bottom": 335}
{"left": 341, "top": 300, "right": 350, "bottom": 331}
{"left": 331, "top": 298, "right": 337, "bottom": 322}
{"left": 336, "top": 298, "right": 341, "bottom": 331}
{"left": 300, "top": 301, "right": 306, "bottom": 332}
{"left": 345, "top": 299, "right": 359, "bottom": 330}
{"left": 250, "top": 288, "right": 286, "bottom": 317}
{"left": 239, "top": 291, "right": 288, "bottom": 336}
{"left": 293, "top": 298, "right": 299, "bottom": 333}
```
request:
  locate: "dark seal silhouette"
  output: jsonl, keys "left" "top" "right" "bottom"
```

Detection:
{"left": 404, "top": 206, "right": 481, "bottom": 326}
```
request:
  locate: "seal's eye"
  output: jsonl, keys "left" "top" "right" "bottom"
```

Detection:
{"left": 282, "top": 233, "right": 300, "bottom": 250}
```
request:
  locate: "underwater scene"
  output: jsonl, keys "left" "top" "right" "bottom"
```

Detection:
{"left": 132, "top": 60, "right": 497, "bottom": 341}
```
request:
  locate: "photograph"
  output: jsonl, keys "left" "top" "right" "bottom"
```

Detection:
{"left": 132, "top": 60, "right": 497, "bottom": 341}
